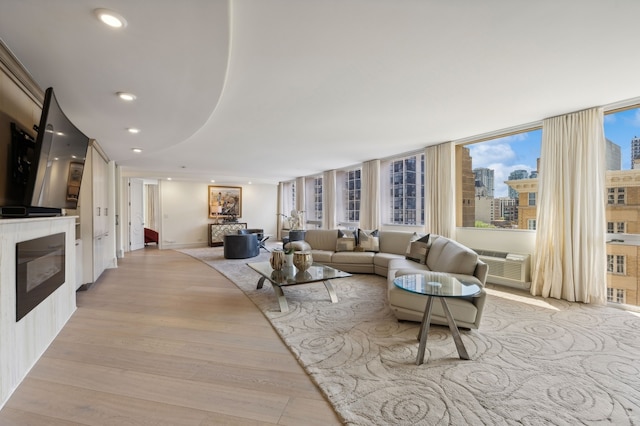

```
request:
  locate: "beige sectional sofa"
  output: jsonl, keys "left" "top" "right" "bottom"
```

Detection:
{"left": 289, "top": 229, "right": 488, "bottom": 329}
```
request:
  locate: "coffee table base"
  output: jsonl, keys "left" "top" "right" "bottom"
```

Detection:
{"left": 256, "top": 276, "right": 338, "bottom": 312}
{"left": 416, "top": 296, "right": 471, "bottom": 365}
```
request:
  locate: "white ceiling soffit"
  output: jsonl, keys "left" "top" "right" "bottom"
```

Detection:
{"left": 1, "top": 1, "right": 640, "bottom": 184}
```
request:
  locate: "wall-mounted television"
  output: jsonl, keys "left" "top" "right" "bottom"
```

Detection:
{"left": 1, "top": 87, "right": 90, "bottom": 217}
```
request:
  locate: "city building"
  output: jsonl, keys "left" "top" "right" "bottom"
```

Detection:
{"left": 631, "top": 136, "right": 640, "bottom": 169}
{"left": 473, "top": 167, "right": 494, "bottom": 197}
{"left": 607, "top": 138, "right": 622, "bottom": 170}
{"left": 508, "top": 169, "right": 529, "bottom": 199}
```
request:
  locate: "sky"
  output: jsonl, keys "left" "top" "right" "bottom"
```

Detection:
{"left": 468, "top": 107, "right": 640, "bottom": 198}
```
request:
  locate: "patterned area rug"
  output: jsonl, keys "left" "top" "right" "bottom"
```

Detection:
{"left": 179, "top": 247, "right": 640, "bottom": 425}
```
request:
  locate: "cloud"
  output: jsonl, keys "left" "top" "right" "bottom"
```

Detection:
{"left": 468, "top": 142, "right": 515, "bottom": 168}
{"left": 634, "top": 109, "right": 640, "bottom": 127}
{"left": 604, "top": 114, "right": 617, "bottom": 124}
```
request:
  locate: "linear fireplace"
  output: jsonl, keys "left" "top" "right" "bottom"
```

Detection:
{"left": 15, "top": 232, "right": 66, "bottom": 321}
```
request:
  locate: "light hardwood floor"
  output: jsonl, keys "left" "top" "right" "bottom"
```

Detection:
{"left": 0, "top": 248, "right": 341, "bottom": 425}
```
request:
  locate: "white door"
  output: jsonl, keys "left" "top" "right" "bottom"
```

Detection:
{"left": 129, "top": 178, "right": 145, "bottom": 251}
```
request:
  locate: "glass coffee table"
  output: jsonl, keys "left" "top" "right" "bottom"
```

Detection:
{"left": 248, "top": 262, "right": 352, "bottom": 312}
{"left": 393, "top": 272, "right": 481, "bottom": 365}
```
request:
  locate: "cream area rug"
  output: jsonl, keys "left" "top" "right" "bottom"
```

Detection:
{"left": 179, "top": 247, "right": 640, "bottom": 425}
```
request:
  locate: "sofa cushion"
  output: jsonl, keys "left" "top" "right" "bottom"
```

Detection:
{"left": 405, "top": 234, "right": 431, "bottom": 264}
{"left": 309, "top": 249, "right": 334, "bottom": 263}
{"left": 373, "top": 252, "right": 404, "bottom": 268}
{"left": 357, "top": 229, "right": 380, "bottom": 252}
{"left": 336, "top": 229, "right": 356, "bottom": 252}
{"left": 379, "top": 231, "right": 417, "bottom": 255}
{"left": 305, "top": 229, "right": 340, "bottom": 251}
{"left": 332, "top": 251, "right": 375, "bottom": 264}
{"left": 426, "top": 237, "right": 478, "bottom": 276}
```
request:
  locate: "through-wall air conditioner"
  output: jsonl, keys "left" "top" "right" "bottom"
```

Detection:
{"left": 473, "top": 249, "right": 531, "bottom": 290}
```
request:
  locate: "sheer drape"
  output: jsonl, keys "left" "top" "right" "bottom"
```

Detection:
{"left": 360, "top": 159, "right": 380, "bottom": 229}
{"left": 295, "top": 177, "right": 306, "bottom": 226}
{"left": 531, "top": 107, "right": 607, "bottom": 304}
{"left": 323, "top": 170, "right": 337, "bottom": 229}
{"left": 145, "top": 184, "right": 158, "bottom": 231}
{"left": 425, "top": 142, "right": 455, "bottom": 238}
{"left": 277, "top": 182, "right": 285, "bottom": 240}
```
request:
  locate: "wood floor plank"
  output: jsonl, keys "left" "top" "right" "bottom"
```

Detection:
{"left": 0, "top": 248, "right": 341, "bottom": 425}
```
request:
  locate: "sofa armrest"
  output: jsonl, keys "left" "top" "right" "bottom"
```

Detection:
{"left": 474, "top": 259, "right": 488, "bottom": 286}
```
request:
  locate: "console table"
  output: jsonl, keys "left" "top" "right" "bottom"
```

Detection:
{"left": 208, "top": 222, "right": 247, "bottom": 246}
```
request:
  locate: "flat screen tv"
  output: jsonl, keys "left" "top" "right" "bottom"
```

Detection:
{"left": 1, "top": 87, "right": 90, "bottom": 217}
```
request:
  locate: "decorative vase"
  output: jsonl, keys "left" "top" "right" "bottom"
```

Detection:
{"left": 293, "top": 251, "right": 313, "bottom": 272}
{"left": 269, "top": 249, "right": 285, "bottom": 271}
{"left": 284, "top": 253, "right": 294, "bottom": 267}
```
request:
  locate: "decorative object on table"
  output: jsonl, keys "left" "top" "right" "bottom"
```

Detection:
{"left": 278, "top": 209, "right": 305, "bottom": 230}
{"left": 208, "top": 185, "right": 242, "bottom": 219}
{"left": 293, "top": 251, "right": 313, "bottom": 272}
{"left": 269, "top": 249, "right": 286, "bottom": 271}
{"left": 283, "top": 241, "right": 295, "bottom": 267}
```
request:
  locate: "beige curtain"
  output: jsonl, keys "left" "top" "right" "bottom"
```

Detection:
{"left": 360, "top": 159, "right": 380, "bottom": 229}
{"left": 295, "top": 177, "right": 306, "bottom": 227}
{"left": 322, "top": 170, "right": 337, "bottom": 229}
{"left": 425, "top": 142, "right": 455, "bottom": 238}
{"left": 531, "top": 107, "right": 607, "bottom": 304}
{"left": 277, "top": 182, "right": 285, "bottom": 240}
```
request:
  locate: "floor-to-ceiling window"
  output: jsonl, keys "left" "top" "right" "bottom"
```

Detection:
{"left": 381, "top": 152, "right": 424, "bottom": 225}
{"left": 459, "top": 128, "right": 542, "bottom": 229}
{"left": 336, "top": 167, "right": 361, "bottom": 228}
{"left": 603, "top": 106, "right": 640, "bottom": 306}
{"left": 305, "top": 176, "right": 322, "bottom": 229}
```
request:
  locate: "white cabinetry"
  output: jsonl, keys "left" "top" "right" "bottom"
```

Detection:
{"left": 78, "top": 141, "right": 116, "bottom": 288}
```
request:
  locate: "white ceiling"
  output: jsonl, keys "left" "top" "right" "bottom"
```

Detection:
{"left": 2, "top": 0, "right": 640, "bottom": 184}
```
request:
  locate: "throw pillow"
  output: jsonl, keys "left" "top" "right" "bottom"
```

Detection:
{"left": 404, "top": 232, "right": 426, "bottom": 258}
{"left": 336, "top": 229, "right": 356, "bottom": 252}
{"left": 406, "top": 234, "right": 431, "bottom": 264}
{"left": 357, "top": 229, "right": 380, "bottom": 252}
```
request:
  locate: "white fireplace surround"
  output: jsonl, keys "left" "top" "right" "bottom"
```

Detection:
{"left": 0, "top": 217, "right": 76, "bottom": 408}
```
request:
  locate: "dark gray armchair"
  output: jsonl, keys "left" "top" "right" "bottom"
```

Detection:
{"left": 238, "top": 228, "right": 270, "bottom": 252}
{"left": 223, "top": 233, "right": 259, "bottom": 259}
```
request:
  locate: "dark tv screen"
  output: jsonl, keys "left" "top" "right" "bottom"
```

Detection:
{"left": 24, "top": 87, "right": 90, "bottom": 210}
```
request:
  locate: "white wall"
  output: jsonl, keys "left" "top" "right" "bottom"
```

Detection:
{"left": 158, "top": 180, "right": 278, "bottom": 250}
{"left": 456, "top": 227, "right": 536, "bottom": 255}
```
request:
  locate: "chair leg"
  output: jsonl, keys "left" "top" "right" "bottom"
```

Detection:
{"left": 259, "top": 236, "right": 270, "bottom": 252}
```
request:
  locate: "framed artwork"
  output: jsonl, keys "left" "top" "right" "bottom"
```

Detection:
{"left": 66, "top": 161, "right": 84, "bottom": 201}
{"left": 208, "top": 185, "right": 242, "bottom": 219}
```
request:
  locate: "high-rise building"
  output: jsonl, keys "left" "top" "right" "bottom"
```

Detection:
{"left": 508, "top": 169, "right": 529, "bottom": 199}
{"left": 606, "top": 138, "right": 621, "bottom": 170}
{"left": 459, "top": 147, "right": 476, "bottom": 227}
{"left": 631, "top": 136, "right": 640, "bottom": 169}
{"left": 473, "top": 167, "right": 494, "bottom": 198}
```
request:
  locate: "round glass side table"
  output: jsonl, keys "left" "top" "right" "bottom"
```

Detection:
{"left": 393, "top": 272, "right": 481, "bottom": 365}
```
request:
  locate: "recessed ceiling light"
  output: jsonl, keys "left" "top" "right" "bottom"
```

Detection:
{"left": 127, "top": 128, "right": 140, "bottom": 134}
{"left": 94, "top": 8, "right": 127, "bottom": 28}
{"left": 248, "top": 181, "right": 252, "bottom": 185}
{"left": 132, "top": 148, "right": 142, "bottom": 153}
{"left": 210, "top": 180, "right": 216, "bottom": 183}
{"left": 117, "top": 92, "right": 136, "bottom": 101}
